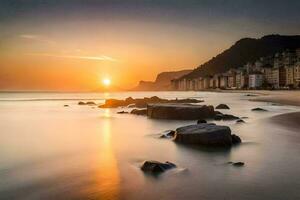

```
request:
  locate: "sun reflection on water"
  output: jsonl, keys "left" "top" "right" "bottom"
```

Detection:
{"left": 93, "top": 117, "right": 120, "bottom": 199}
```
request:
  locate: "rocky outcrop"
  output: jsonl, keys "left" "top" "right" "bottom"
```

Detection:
{"left": 133, "top": 69, "right": 192, "bottom": 91}
{"left": 147, "top": 103, "right": 215, "bottom": 120}
{"left": 130, "top": 109, "right": 147, "bottom": 115}
{"left": 174, "top": 123, "right": 241, "bottom": 147}
{"left": 252, "top": 107, "right": 268, "bottom": 111}
{"left": 216, "top": 104, "right": 230, "bottom": 109}
{"left": 99, "top": 96, "right": 203, "bottom": 108}
{"left": 141, "top": 161, "right": 176, "bottom": 173}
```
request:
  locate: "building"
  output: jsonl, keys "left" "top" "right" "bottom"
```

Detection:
{"left": 249, "top": 73, "right": 264, "bottom": 88}
{"left": 219, "top": 74, "right": 228, "bottom": 89}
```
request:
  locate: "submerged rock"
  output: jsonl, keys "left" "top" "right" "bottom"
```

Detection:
{"left": 86, "top": 101, "right": 96, "bottom": 105}
{"left": 236, "top": 119, "right": 245, "bottom": 123}
{"left": 147, "top": 103, "right": 215, "bottom": 120}
{"left": 216, "top": 104, "right": 230, "bottom": 109}
{"left": 117, "top": 111, "right": 129, "bottom": 114}
{"left": 141, "top": 161, "right": 176, "bottom": 173}
{"left": 160, "top": 130, "right": 175, "bottom": 138}
{"left": 214, "top": 113, "right": 239, "bottom": 121}
{"left": 174, "top": 123, "right": 240, "bottom": 147}
{"left": 232, "top": 162, "right": 245, "bottom": 166}
{"left": 252, "top": 107, "right": 268, "bottom": 112}
{"left": 197, "top": 119, "right": 207, "bottom": 124}
{"left": 130, "top": 109, "right": 147, "bottom": 115}
{"left": 78, "top": 101, "right": 86, "bottom": 105}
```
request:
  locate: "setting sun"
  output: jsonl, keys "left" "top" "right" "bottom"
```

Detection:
{"left": 102, "top": 78, "right": 111, "bottom": 86}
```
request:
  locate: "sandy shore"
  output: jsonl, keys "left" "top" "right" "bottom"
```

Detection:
{"left": 248, "top": 90, "right": 300, "bottom": 107}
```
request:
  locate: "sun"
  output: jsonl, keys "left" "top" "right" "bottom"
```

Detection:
{"left": 102, "top": 78, "right": 111, "bottom": 86}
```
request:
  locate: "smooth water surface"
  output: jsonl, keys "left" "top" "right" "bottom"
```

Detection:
{"left": 0, "top": 91, "right": 299, "bottom": 200}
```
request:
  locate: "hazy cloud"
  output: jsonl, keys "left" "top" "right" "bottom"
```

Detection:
{"left": 19, "top": 34, "right": 56, "bottom": 45}
{"left": 26, "top": 53, "right": 117, "bottom": 62}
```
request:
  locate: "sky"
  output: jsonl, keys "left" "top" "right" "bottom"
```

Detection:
{"left": 0, "top": 0, "right": 300, "bottom": 91}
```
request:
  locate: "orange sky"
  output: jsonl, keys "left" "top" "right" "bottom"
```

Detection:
{"left": 1, "top": 1, "right": 299, "bottom": 91}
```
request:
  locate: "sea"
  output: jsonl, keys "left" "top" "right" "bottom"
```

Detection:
{"left": 0, "top": 91, "right": 299, "bottom": 200}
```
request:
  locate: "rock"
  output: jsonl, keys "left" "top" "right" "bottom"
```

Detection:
{"left": 141, "top": 161, "right": 176, "bottom": 173}
{"left": 216, "top": 104, "right": 230, "bottom": 109}
{"left": 130, "top": 109, "right": 147, "bottom": 115}
{"left": 147, "top": 103, "right": 215, "bottom": 120}
{"left": 231, "top": 134, "right": 242, "bottom": 144}
{"left": 99, "top": 96, "right": 203, "bottom": 108}
{"left": 78, "top": 101, "right": 86, "bottom": 105}
{"left": 160, "top": 130, "right": 175, "bottom": 138}
{"left": 64, "top": 105, "right": 69, "bottom": 107}
{"left": 86, "top": 101, "right": 96, "bottom": 105}
{"left": 127, "top": 104, "right": 136, "bottom": 108}
{"left": 241, "top": 117, "right": 249, "bottom": 119}
{"left": 99, "top": 99, "right": 128, "bottom": 108}
{"left": 222, "top": 114, "right": 239, "bottom": 120}
{"left": 232, "top": 162, "right": 245, "bottom": 166}
{"left": 174, "top": 123, "right": 236, "bottom": 147}
{"left": 236, "top": 119, "right": 245, "bottom": 123}
{"left": 214, "top": 114, "right": 223, "bottom": 121}
{"left": 117, "top": 111, "right": 129, "bottom": 114}
{"left": 214, "top": 113, "right": 239, "bottom": 121}
{"left": 197, "top": 119, "right": 207, "bottom": 124}
{"left": 252, "top": 107, "right": 268, "bottom": 112}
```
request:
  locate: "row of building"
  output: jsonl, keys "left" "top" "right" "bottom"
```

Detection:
{"left": 171, "top": 49, "right": 300, "bottom": 90}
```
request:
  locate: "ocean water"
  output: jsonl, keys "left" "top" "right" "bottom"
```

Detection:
{"left": 0, "top": 91, "right": 299, "bottom": 200}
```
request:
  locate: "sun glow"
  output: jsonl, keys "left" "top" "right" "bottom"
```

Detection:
{"left": 102, "top": 78, "right": 111, "bottom": 86}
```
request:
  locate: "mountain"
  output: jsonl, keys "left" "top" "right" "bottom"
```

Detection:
{"left": 133, "top": 69, "right": 192, "bottom": 91}
{"left": 180, "top": 34, "right": 300, "bottom": 79}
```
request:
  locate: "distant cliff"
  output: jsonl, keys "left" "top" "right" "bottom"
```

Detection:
{"left": 133, "top": 69, "right": 192, "bottom": 91}
{"left": 180, "top": 34, "right": 300, "bottom": 79}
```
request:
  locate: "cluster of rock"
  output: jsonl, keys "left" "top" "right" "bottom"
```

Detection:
{"left": 99, "top": 96, "right": 203, "bottom": 108}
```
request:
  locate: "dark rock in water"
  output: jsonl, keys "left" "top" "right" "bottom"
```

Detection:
{"left": 130, "top": 109, "right": 147, "bottom": 115}
{"left": 222, "top": 114, "right": 239, "bottom": 120}
{"left": 214, "top": 113, "right": 239, "bottom": 121}
{"left": 160, "top": 130, "right": 175, "bottom": 138}
{"left": 236, "top": 119, "right": 245, "bottom": 123}
{"left": 78, "top": 101, "right": 86, "bottom": 105}
{"left": 197, "top": 119, "right": 207, "bottom": 124}
{"left": 117, "top": 111, "right": 129, "bottom": 114}
{"left": 86, "top": 101, "right": 96, "bottom": 105}
{"left": 214, "top": 111, "right": 223, "bottom": 115}
{"left": 216, "top": 104, "right": 230, "bottom": 109}
{"left": 99, "top": 96, "right": 203, "bottom": 108}
{"left": 231, "top": 134, "right": 242, "bottom": 144}
{"left": 141, "top": 161, "right": 176, "bottom": 173}
{"left": 245, "top": 94, "right": 257, "bottom": 97}
{"left": 232, "top": 162, "right": 245, "bottom": 166}
{"left": 64, "top": 105, "right": 69, "bottom": 107}
{"left": 147, "top": 103, "right": 215, "bottom": 120}
{"left": 214, "top": 114, "right": 223, "bottom": 121}
{"left": 174, "top": 123, "right": 236, "bottom": 147}
{"left": 252, "top": 107, "right": 268, "bottom": 112}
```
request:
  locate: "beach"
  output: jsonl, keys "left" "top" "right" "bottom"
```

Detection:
{"left": 0, "top": 91, "right": 300, "bottom": 200}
